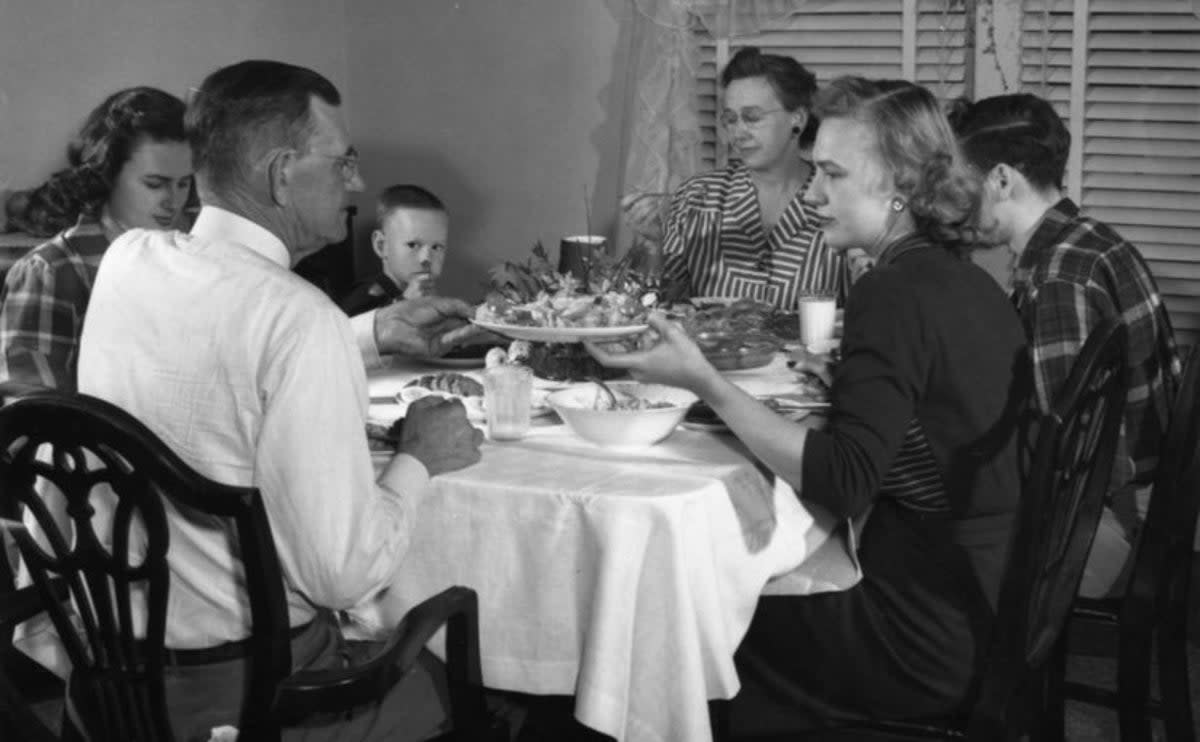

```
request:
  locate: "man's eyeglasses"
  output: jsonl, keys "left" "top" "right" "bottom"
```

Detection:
{"left": 312, "top": 151, "right": 361, "bottom": 182}
{"left": 720, "top": 107, "right": 784, "bottom": 128}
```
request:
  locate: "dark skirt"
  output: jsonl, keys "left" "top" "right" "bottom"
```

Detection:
{"left": 730, "top": 497, "right": 997, "bottom": 736}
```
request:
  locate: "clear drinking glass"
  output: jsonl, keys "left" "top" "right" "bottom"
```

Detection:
{"left": 483, "top": 365, "right": 533, "bottom": 440}
{"left": 796, "top": 293, "right": 838, "bottom": 347}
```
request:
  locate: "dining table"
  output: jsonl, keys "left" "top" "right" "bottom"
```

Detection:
{"left": 347, "top": 350, "right": 863, "bottom": 742}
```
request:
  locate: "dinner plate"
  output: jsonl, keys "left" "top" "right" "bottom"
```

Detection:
{"left": 680, "top": 408, "right": 816, "bottom": 434}
{"left": 394, "top": 386, "right": 553, "bottom": 422}
{"left": 679, "top": 419, "right": 732, "bottom": 434}
{"left": 471, "top": 319, "right": 649, "bottom": 344}
{"left": 421, "top": 344, "right": 501, "bottom": 369}
{"left": 422, "top": 355, "right": 488, "bottom": 369}
{"left": 682, "top": 395, "right": 826, "bottom": 434}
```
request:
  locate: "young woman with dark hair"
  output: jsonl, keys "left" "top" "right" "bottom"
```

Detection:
{"left": 0, "top": 87, "right": 192, "bottom": 390}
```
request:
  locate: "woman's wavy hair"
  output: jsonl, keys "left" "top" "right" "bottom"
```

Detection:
{"left": 946, "top": 93, "right": 1070, "bottom": 191}
{"left": 5, "top": 87, "right": 186, "bottom": 237}
{"left": 812, "top": 77, "right": 981, "bottom": 253}
{"left": 721, "top": 46, "right": 819, "bottom": 148}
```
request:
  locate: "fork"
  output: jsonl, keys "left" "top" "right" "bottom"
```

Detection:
{"left": 589, "top": 376, "right": 619, "bottom": 410}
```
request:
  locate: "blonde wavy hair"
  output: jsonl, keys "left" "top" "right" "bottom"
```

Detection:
{"left": 812, "top": 77, "right": 980, "bottom": 252}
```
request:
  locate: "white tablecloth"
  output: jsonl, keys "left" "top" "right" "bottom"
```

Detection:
{"left": 349, "top": 355, "right": 862, "bottom": 742}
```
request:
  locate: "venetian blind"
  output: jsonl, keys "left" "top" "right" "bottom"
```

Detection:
{"left": 694, "top": 0, "right": 969, "bottom": 169}
{"left": 1022, "top": 0, "right": 1200, "bottom": 347}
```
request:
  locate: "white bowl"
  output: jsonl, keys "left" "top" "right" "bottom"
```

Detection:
{"left": 546, "top": 382, "right": 698, "bottom": 448}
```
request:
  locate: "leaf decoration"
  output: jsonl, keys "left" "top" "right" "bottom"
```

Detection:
{"left": 484, "top": 240, "right": 658, "bottom": 304}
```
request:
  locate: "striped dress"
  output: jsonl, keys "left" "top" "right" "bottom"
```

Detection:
{"left": 660, "top": 162, "right": 845, "bottom": 309}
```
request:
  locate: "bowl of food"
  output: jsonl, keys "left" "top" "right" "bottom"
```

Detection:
{"left": 546, "top": 381, "right": 697, "bottom": 448}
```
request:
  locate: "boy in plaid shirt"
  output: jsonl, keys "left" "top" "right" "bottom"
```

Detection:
{"left": 952, "top": 93, "right": 1181, "bottom": 597}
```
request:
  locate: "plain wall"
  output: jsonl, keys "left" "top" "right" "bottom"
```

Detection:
{"left": 0, "top": 0, "right": 634, "bottom": 302}
{"left": 0, "top": 0, "right": 348, "bottom": 200}
{"left": 344, "top": 0, "right": 633, "bottom": 300}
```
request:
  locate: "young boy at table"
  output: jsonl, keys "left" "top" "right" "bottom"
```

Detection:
{"left": 341, "top": 184, "right": 448, "bottom": 315}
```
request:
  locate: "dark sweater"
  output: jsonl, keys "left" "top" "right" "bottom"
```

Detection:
{"left": 731, "top": 237, "right": 1029, "bottom": 734}
{"left": 803, "top": 235, "right": 1027, "bottom": 606}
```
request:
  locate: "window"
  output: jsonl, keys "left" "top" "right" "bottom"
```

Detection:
{"left": 694, "top": 0, "right": 1200, "bottom": 345}
{"left": 1023, "top": 0, "right": 1200, "bottom": 346}
{"left": 695, "top": 0, "right": 968, "bottom": 168}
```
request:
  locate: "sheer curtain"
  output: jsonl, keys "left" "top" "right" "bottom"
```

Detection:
{"left": 617, "top": 0, "right": 808, "bottom": 264}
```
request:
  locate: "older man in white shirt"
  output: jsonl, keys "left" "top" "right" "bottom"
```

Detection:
{"left": 77, "top": 60, "right": 481, "bottom": 741}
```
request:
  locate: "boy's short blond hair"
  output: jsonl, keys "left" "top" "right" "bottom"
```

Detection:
{"left": 375, "top": 184, "right": 445, "bottom": 229}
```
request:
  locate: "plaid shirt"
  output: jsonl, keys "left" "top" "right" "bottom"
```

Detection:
{"left": 0, "top": 219, "right": 110, "bottom": 392}
{"left": 1013, "top": 198, "right": 1181, "bottom": 491}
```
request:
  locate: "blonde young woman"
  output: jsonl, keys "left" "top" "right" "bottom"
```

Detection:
{"left": 590, "top": 78, "right": 1027, "bottom": 733}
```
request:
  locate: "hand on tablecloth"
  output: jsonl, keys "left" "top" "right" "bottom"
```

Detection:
{"left": 373, "top": 296, "right": 478, "bottom": 357}
{"left": 399, "top": 396, "right": 483, "bottom": 476}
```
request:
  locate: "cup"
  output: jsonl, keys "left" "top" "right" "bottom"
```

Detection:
{"left": 483, "top": 364, "right": 533, "bottom": 440}
{"left": 797, "top": 294, "right": 838, "bottom": 347}
{"left": 559, "top": 235, "right": 607, "bottom": 281}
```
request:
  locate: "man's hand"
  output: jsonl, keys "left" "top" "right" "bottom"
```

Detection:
{"left": 398, "top": 396, "right": 484, "bottom": 476}
{"left": 373, "top": 296, "right": 478, "bottom": 357}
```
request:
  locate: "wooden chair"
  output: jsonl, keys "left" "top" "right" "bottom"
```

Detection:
{"left": 721, "top": 318, "right": 1129, "bottom": 741}
{"left": 1050, "top": 345, "right": 1200, "bottom": 742}
{"left": 0, "top": 389, "right": 506, "bottom": 741}
{"left": 0, "top": 380, "right": 66, "bottom": 741}
{"left": 0, "top": 546, "right": 66, "bottom": 742}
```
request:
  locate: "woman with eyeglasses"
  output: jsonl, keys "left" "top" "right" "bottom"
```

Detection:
{"left": 0, "top": 87, "right": 193, "bottom": 391}
{"left": 659, "top": 46, "right": 845, "bottom": 308}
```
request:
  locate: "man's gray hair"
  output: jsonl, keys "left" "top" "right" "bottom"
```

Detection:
{"left": 185, "top": 59, "right": 341, "bottom": 193}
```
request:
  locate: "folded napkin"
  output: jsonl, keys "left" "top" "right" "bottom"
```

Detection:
{"left": 762, "top": 499, "right": 868, "bottom": 596}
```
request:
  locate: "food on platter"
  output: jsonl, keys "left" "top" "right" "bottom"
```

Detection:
{"left": 475, "top": 291, "right": 652, "bottom": 330}
{"left": 668, "top": 297, "right": 800, "bottom": 344}
{"left": 695, "top": 335, "right": 777, "bottom": 371}
{"left": 476, "top": 241, "right": 659, "bottom": 329}
{"left": 397, "top": 365, "right": 549, "bottom": 422}
{"left": 404, "top": 372, "right": 484, "bottom": 398}
{"left": 675, "top": 299, "right": 788, "bottom": 371}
